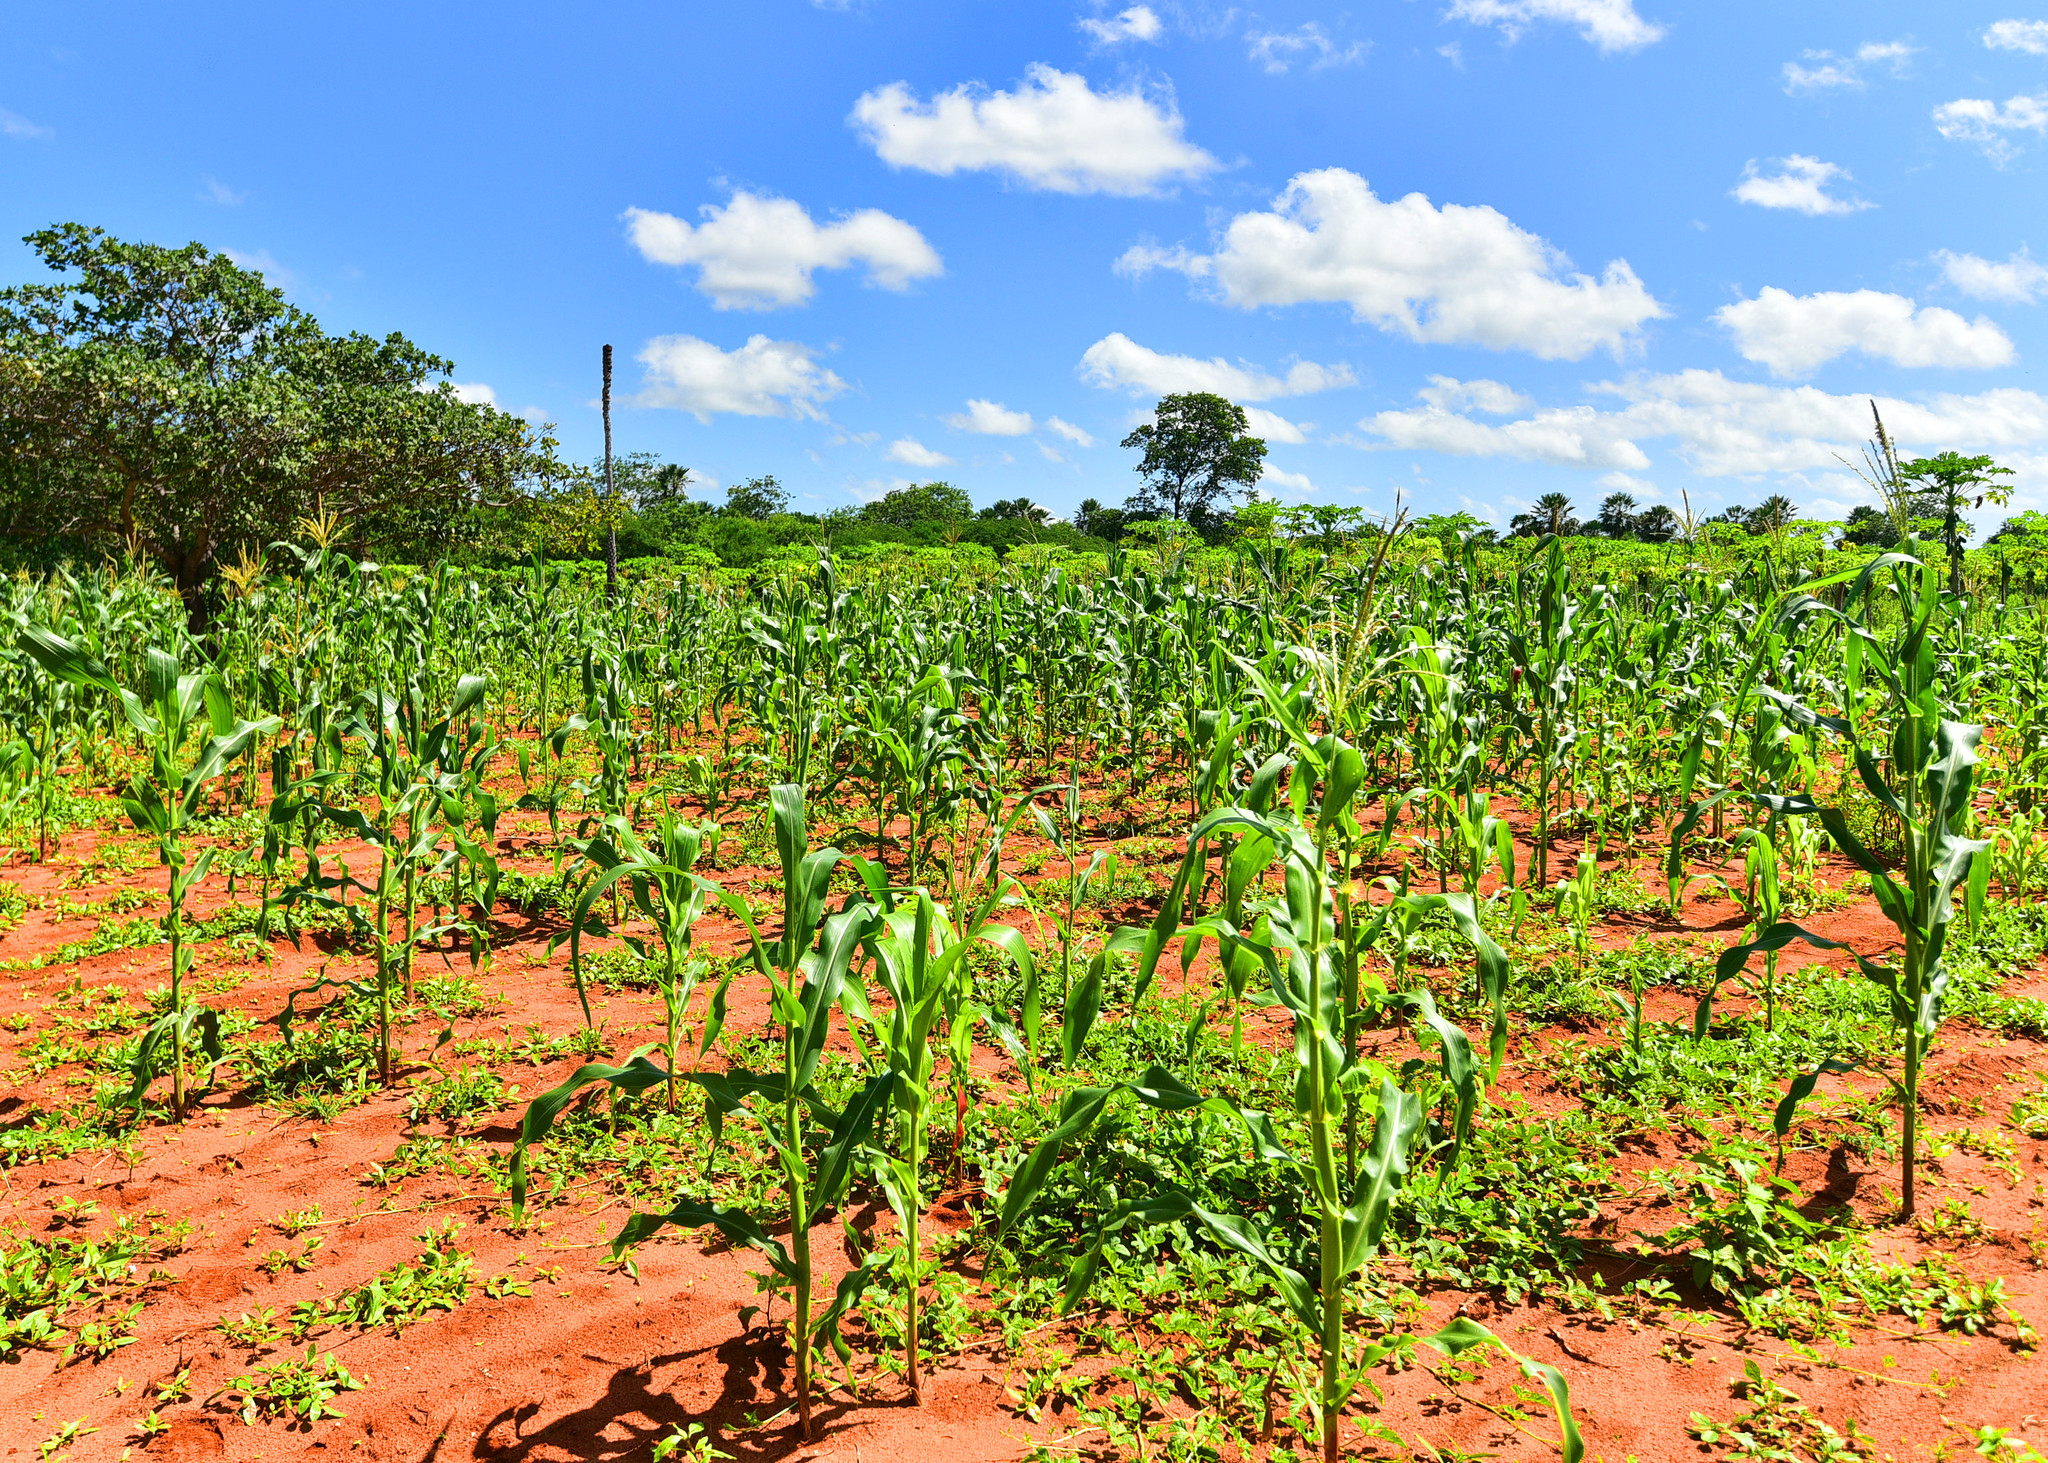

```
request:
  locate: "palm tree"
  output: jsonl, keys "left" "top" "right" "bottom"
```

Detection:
{"left": 1508, "top": 492, "right": 1580, "bottom": 538}
{"left": 1635, "top": 504, "right": 1679, "bottom": 543}
{"left": 1747, "top": 495, "right": 1798, "bottom": 534}
{"left": 1594, "top": 492, "right": 1639, "bottom": 538}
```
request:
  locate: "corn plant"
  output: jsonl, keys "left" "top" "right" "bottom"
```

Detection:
{"left": 1000, "top": 774, "right": 1564, "bottom": 1463}
{"left": 1554, "top": 848, "right": 1599, "bottom": 968}
{"left": 512, "top": 786, "right": 893, "bottom": 1442}
{"left": 853, "top": 879, "right": 1032, "bottom": 1401}
{"left": 561, "top": 806, "right": 718, "bottom": 1104}
{"left": 1703, "top": 552, "right": 1991, "bottom": 1218}
{"left": 285, "top": 674, "right": 487, "bottom": 1082}
{"left": 20, "top": 628, "right": 277, "bottom": 1118}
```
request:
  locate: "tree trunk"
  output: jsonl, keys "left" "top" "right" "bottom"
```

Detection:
{"left": 602, "top": 344, "right": 618, "bottom": 603}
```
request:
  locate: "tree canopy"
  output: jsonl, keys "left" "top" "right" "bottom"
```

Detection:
{"left": 859, "top": 480, "right": 973, "bottom": 529}
{"left": 1119, "top": 393, "right": 1266, "bottom": 523}
{"left": 0, "top": 223, "right": 565, "bottom": 609}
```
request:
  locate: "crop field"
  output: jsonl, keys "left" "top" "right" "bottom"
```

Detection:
{"left": 1, "top": 531, "right": 2045, "bottom": 1463}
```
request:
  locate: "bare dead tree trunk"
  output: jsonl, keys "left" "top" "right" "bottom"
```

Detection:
{"left": 602, "top": 343, "right": 618, "bottom": 603}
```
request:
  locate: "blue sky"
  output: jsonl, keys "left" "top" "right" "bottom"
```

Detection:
{"left": 8, "top": 1, "right": 2048, "bottom": 531}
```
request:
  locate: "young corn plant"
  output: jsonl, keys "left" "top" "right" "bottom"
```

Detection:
{"left": 285, "top": 674, "right": 487, "bottom": 1082}
{"left": 1689, "top": 551, "right": 1990, "bottom": 1218}
{"left": 510, "top": 786, "right": 893, "bottom": 1442}
{"left": 853, "top": 879, "right": 1032, "bottom": 1401}
{"left": 21, "top": 629, "right": 278, "bottom": 1118}
{"left": 999, "top": 771, "right": 1573, "bottom": 1463}
{"left": 561, "top": 806, "right": 719, "bottom": 1105}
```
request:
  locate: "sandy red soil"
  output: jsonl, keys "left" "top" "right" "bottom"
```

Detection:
{"left": 0, "top": 783, "right": 2044, "bottom": 1463}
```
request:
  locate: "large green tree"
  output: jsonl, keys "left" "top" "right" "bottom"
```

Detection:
{"left": 858, "top": 480, "right": 973, "bottom": 528}
{"left": 1119, "top": 393, "right": 1266, "bottom": 523}
{"left": 0, "top": 224, "right": 563, "bottom": 615}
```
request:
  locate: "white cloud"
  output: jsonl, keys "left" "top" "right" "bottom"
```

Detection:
{"left": 221, "top": 248, "right": 295, "bottom": 290}
{"left": 1080, "top": 6, "right": 1162, "bottom": 44}
{"left": 1364, "top": 369, "right": 2048, "bottom": 477}
{"left": 1713, "top": 287, "right": 2014, "bottom": 376}
{"left": 1789, "top": 39, "right": 1917, "bottom": 88}
{"left": 0, "top": 107, "right": 52, "bottom": 141}
{"left": 1118, "top": 168, "right": 1665, "bottom": 360}
{"left": 1936, "top": 95, "right": 2048, "bottom": 164}
{"left": 945, "top": 398, "right": 1035, "bottom": 435}
{"left": 200, "top": 175, "right": 246, "bottom": 205}
{"left": 1418, "top": 375, "right": 1532, "bottom": 413}
{"left": 1242, "top": 407, "right": 1308, "bottom": 443}
{"left": 1857, "top": 40, "right": 1917, "bottom": 71}
{"left": 1445, "top": 0, "right": 1665, "bottom": 54}
{"left": 1597, "top": 470, "right": 1659, "bottom": 497}
{"left": 887, "top": 437, "right": 955, "bottom": 467}
{"left": 449, "top": 382, "right": 498, "bottom": 408}
{"left": 1246, "top": 23, "right": 1366, "bottom": 73}
{"left": 632, "top": 334, "right": 847, "bottom": 422}
{"left": 1782, "top": 55, "right": 1861, "bottom": 93}
{"left": 624, "top": 192, "right": 941, "bottom": 311}
{"left": 1731, "top": 155, "right": 1871, "bottom": 216}
{"left": 1985, "top": 19, "right": 2048, "bottom": 55}
{"left": 1368, "top": 400, "right": 1653, "bottom": 470}
{"left": 1045, "top": 416, "right": 1095, "bottom": 447}
{"left": 1078, "top": 332, "right": 1355, "bottom": 400}
{"left": 1261, "top": 465, "right": 1317, "bottom": 495}
{"left": 1937, "top": 248, "right": 2048, "bottom": 303}
{"left": 850, "top": 64, "right": 1220, "bottom": 195}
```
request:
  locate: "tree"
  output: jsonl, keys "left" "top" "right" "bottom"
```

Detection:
{"left": 1120, "top": 393, "right": 1266, "bottom": 522}
{"left": 1840, "top": 505, "right": 1899, "bottom": 549}
{"left": 0, "top": 224, "right": 563, "bottom": 619}
{"left": 859, "top": 481, "right": 973, "bottom": 529}
{"left": 1896, "top": 451, "right": 2014, "bottom": 595}
{"left": 1074, "top": 498, "right": 1128, "bottom": 541}
{"left": 724, "top": 475, "right": 790, "bottom": 519}
{"left": 1746, "top": 495, "right": 1798, "bottom": 535}
{"left": 1508, "top": 493, "right": 1579, "bottom": 538}
{"left": 1634, "top": 504, "right": 1679, "bottom": 543}
{"left": 1593, "top": 492, "right": 1639, "bottom": 538}
{"left": 978, "top": 496, "right": 1049, "bottom": 524}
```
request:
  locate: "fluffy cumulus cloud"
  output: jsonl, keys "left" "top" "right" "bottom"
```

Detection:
{"left": 1119, "top": 169, "right": 1665, "bottom": 360}
{"left": 633, "top": 335, "right": 846, "bottom": 422}
{"left": 1242, "top": 407, "right": 1309, "bottom": 443}
{"left": 1368, "top": 398, "right": 1652, "bottom": 470}
{"left": 1782, "top": 40, "right": 1916, "bottom": 93}
{"left": 1731, "top": 156, "right": 1871, "bottom": 215}
{"left": 1444, "top": 0, "right": 1665, "bottom": 54}
{"left": 1246, "top": 23, "right": 1366, "bottom": 74}
{"left": 1077, "top": 332, "right": 1354, "bottom": 399}
{"left": 1935, "top": 95, "right": 2048, "bottom": 165}
{"left": 1938, "top": 248, "right": 2048, "bottom": 304}
{"left": 1713, "top": 288, "right": 2014, "bottom": 376}
{"left": 1079, "top": 6, "right": 1162, "bottom": 44}
{"left": 1418, "top": 374, "right": 1532, "bottom": 413}
{"left": 1985, "top": 19, "right": 2048, "bottom": 55}
{"left": 1261, "top": 465, "right": 1317, "bottom": 495}
{"left": 624, "top": 193, "right": 941, "bottom": 310}
{"left": 449, "top": 382, "right": 498, "bottom": 408}
{"left": 850, "top": 65, "right": 1219, "bottom": 195}
{"left": 1363, "top": 371, "right": 2048, "bottom": 478}
{"left": 945, "top": 398, "right": 1036, "bottom": 435}
{"left": 886, "top": 437, "right": 955, "bottom": 467}
{"left": 1045, "top": 416, "right": 1094, "bottom": 447}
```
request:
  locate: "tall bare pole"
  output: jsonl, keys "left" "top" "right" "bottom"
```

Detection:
{"left": 602, "top": 343, "right": 618, "bottom": 601}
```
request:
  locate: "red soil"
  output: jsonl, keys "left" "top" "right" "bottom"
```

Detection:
{"left": 0, "top": 790, "right": 2044, "bottom": 1463}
